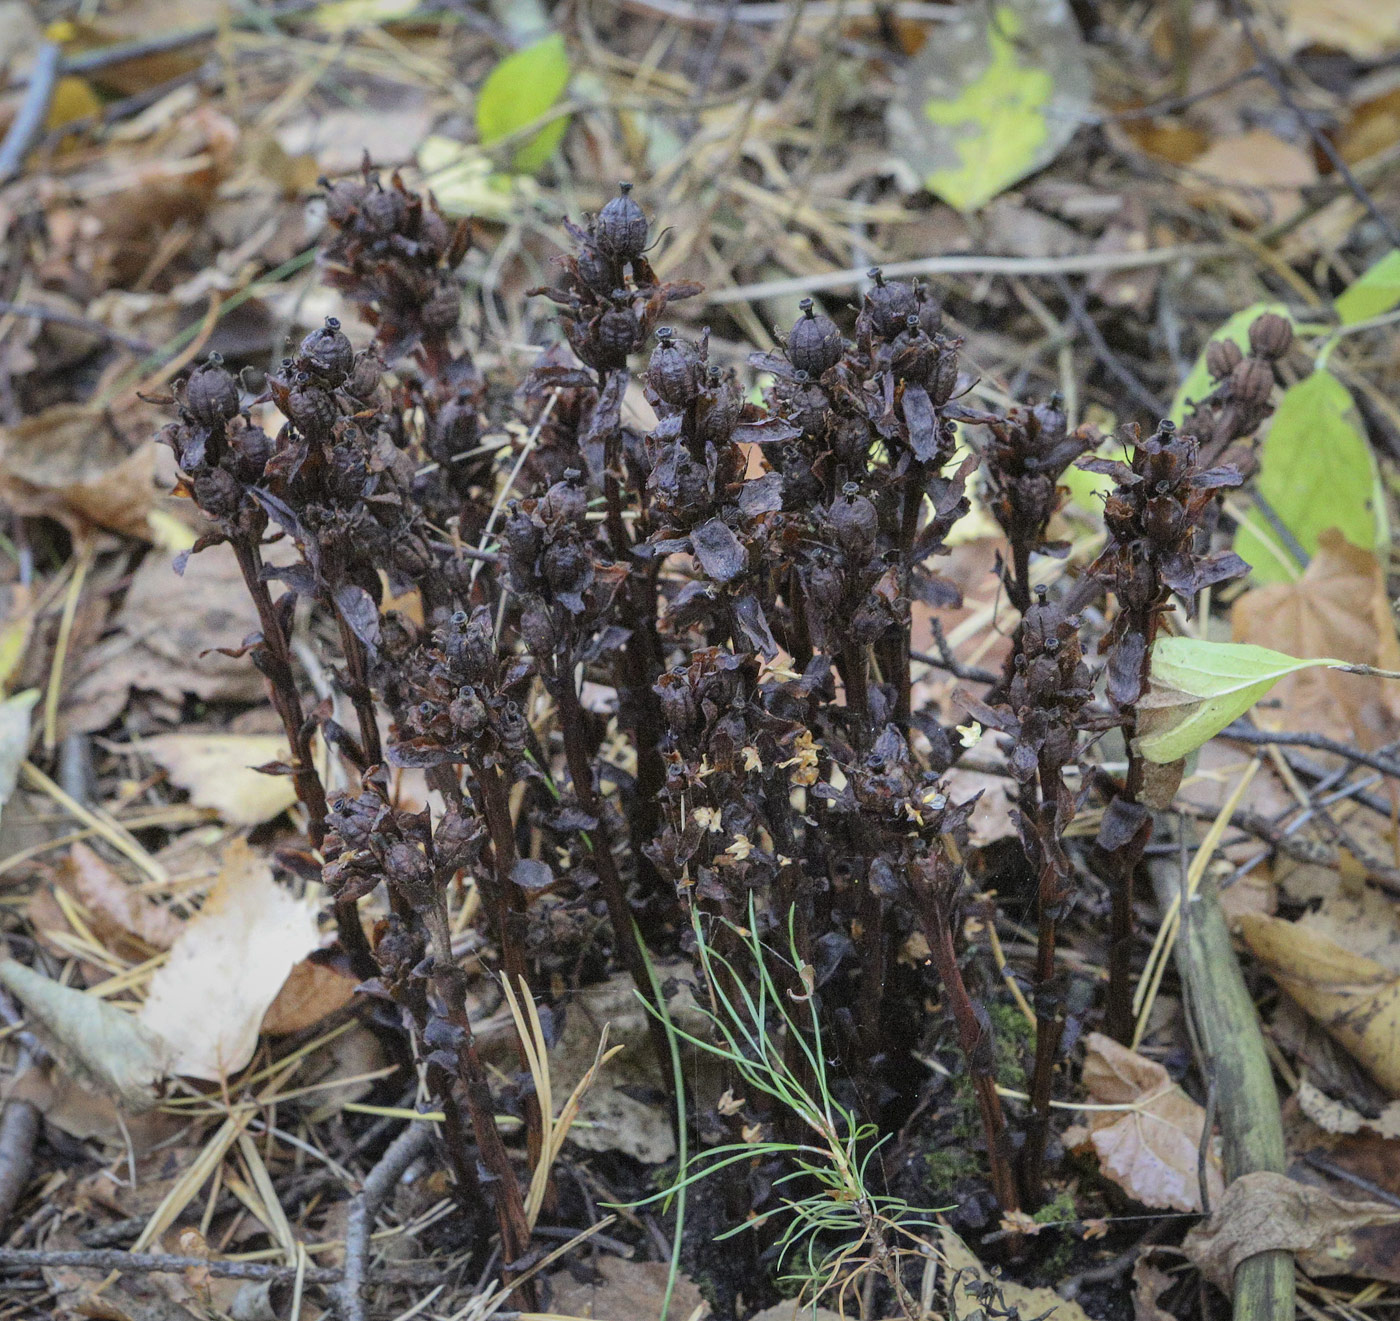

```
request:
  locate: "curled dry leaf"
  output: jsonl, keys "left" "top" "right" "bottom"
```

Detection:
{"left": 1183, "top": 1170, "right": 1400, "bottom": 1289}
{"left": 0, "top": 958, "right": 168, "bottom": 1110}
{"left": 139, "top": 733, "right": 299, "bottom": 826}
{"left": 938, "top": 1227, "right": 1092, "bottom": 1320}
{"left": 1080, "top": 1031, "right": 1224, "bottom": 1212}
{"left": 1239, "top": 911, "right": 1400, "bottom": 1096}
{"left": 138, "top": 839, "right": 321, "bottom": 1081}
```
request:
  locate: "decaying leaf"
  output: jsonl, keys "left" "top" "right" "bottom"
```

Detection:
{"left": 1239, "top": 911, "right": 1400, "bottom": 1096}
{"left": 139, "top": 733, "right": 299, "bottom": 826}
{"left": 0, "top": 958, "right": 168, "bottom": 1110}
{"left": 939, "top": 1227, "right": 1092, "bottom": 1320}
{"left": 548, "top": 1256, "right": 708, "bottom": 1321}
{"left": 0, "top": 688, "right": 39, "bottom": 829}
{"left": 138, "top": 839, "right": 321, "bottom": 1080}
{"left": 1297, "top": 1079, "right": 1400, "bottom": 1138}
{"left": 1079, "top": 1032, "right": 1224, "bottom": 1212}
{"left": 1231, "top": 531, "right": 1400, "bottom": 751}
{"left": 260, "top": 958, "right": 357, "bottom": 1036}
{"left": 1183, "top": 1171, "right": 1400, "bottom": 1288}
{"left": 885, "top": 0, "right": 1090, "bottom": 211}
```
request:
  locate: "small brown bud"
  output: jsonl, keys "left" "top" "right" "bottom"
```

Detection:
{"left": 1204, "top": 338, "right": 1243, "bottom": 380}
{"left": 1230, "top": 356, "right": 1275, "bottom": 410}
{"left": 186, "top": 356, "right": 240, "bottom": 428}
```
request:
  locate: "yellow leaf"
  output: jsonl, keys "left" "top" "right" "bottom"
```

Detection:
{"left": 45, "top": 75, "right": 101, "bottom": 133}
{"left": 310, "top": 0, "right": 418, "bottom": 33}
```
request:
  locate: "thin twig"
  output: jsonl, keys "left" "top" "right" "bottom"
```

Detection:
{"left": 0, "top": 301, "right": 155, "bottom": 355}
{"left": 0, "top": 42, "right": 60, "bottom": 184}
{"left": 0, "top": 1248, "right": 425, "bottom": 1285}
{"left": 701, "top": 245, "right": 1227, "bottom": 306}
{"left": 336, "top": 1121, "right": 435, "bottom": 1321}
{"left": 1220, "top": 723, "right": 1400, "bottom": 780}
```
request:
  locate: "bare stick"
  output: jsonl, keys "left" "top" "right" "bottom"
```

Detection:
{"left": 336, "top": 1121, "right": 434, "bottom": 1321}
{"left": 0, "top": 43, "right": 60, "bottom": 184}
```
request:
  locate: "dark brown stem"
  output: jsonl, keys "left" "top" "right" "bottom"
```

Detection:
{"left": 229, "top": 537, "right": 376, "bottom": 982}
{"left": 420, "top": 898, "right": 534, "bottom": 1289}
{"left": 332, "top": 610, "right": 383, "bottom": 769}
{"left": 553, "top": 663, "right": 670, "bottom": 1071}
{"left": 908, "top": 867, "right": 1019, "bottom": 1212}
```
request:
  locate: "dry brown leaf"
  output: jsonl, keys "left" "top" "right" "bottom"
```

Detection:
{"left": 1297, "top": 1079, "right": 1400, "bottom": 1138}
{"left": 938, "top": 1228, "right": 1092, "bottom": 1320}
{"left": 1239, "top": 911, "right": 1400, "bottom": 1095}
{"left": 65, "top": 545, "right": 279, "bottom": 734}
{"left": 1183, "top": 1170, "right": 1400, "bottom": 1287}
{"left": 138, "top": 839, "right": 320, "bottom": 1081}
{"left": 547, "top": 1256, "right": 709, "bottom": 1321}
{"left": 1232, "top": 531, "right": 1400, "bottom": 752}
{"left": 0, "top": 404, "right": 156, "bottom": 539}
{"left": 1133, "top": 1256, "right": 1176, "bottom": 1321}
{"left": 61, "top": 843, "right": 184, "bottom": 951}
{"left": 1186, "top": 129, "right": 1317, "bottom": 227}
{"left": 140, "top": 733, "right": 298, "bottom": 826}
{"left": 1080, "top": 1031, "right": 1224, "bottom": 1212}
{"left": 260, "top": 958, "right": 357, "bottom": 1036}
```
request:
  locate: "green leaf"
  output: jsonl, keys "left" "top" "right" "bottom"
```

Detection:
{"left": 1232, "top": 368, "right": 1384, "bottom": 583}
{"left": 1136, "top": 637, "right": 1336, "bottom": 763}
{"left": 1169, "top": 302, "right": 1289, "bottom": 426}
{"left": 475, "top": 33, "right": 571, "bottom": 175}
{"left": 1335, "top": 249, "right": 1400, "bottom": 326}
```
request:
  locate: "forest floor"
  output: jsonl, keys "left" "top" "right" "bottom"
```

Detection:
{"left": 2, "top": 2, "right": 1400, "bottom": 1320}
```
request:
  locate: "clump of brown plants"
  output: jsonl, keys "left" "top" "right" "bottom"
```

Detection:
{"left": 151, "top": 162, "right": 1294, "bottom": 1318}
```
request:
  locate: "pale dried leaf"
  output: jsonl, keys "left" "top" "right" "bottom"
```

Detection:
{"left": 1081, "top": 1032, "right": 1224, "bottom": 1212}
{"left": 138, "top": 840, "right": 320, "bottom": 1080}
{"left": 547, "top": 1256, "right": 708, "bottom": 1321}
{"left": 141, "top": 733, "right": 298, "bottom": 826}
{"left": 1183, "top": 1170, "right": 1400, "bottom": 1287}
{"left": 0, "top": 958, "right": 168, "bottom": 1110}
{"left": 1187, "top": 129, "right": 1316, "bottom": 226}
{"left": 1297, "top": 1079, "right": 1400, "bottom": 1138}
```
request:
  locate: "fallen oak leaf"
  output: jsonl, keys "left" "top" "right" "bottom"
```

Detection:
{"left": 1080, "top": 1031, "right": 1224, "bottom": 1212}
{"left": 1183, "top": 1170, "right": 1400, "bottom": 1289}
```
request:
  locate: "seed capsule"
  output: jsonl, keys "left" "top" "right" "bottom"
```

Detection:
{"left": 344, "top": 349, "right": 383, "bottom": 401}
{"left": 597, "top": 182, "right": 648, "bottom": 259}
{"left": 864, "top": 268, "right": 917, "bottom": 340}
{"left": 831, "top": 482, "right": 878, "bottom": 553}
{"left": 1248, "top": 312, "right": 1293, "bottom": 361}
{"left": 421, "top": 284, "right": 461, "bottom": 335}
{"left": 647, "top": 327, "right": 702, "bottom": 405}
{"left": 576, "top": 241, "right": 618, "bottom": 297}
{"left": 787, "top": 299, "right": 842, "bottom": 377}
{"left": 299, "top": 317, "right": 354, "bottom": 383}
{"left": 186, "top": 355, "right": 240, "bottom": 427}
